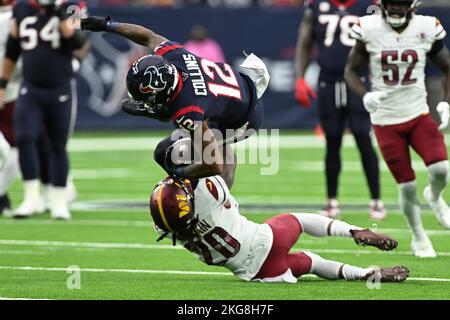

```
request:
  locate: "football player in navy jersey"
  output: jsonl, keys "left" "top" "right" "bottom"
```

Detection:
{"left": 0, "top": 0, "right": 88, "bottom": 220}
{"left": 81, "top": 16, "right": 269, "bottom": 189}
{"left": 295, "top": 0, "right": 385, "bottom": 220}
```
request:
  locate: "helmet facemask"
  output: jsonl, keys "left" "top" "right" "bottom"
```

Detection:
{"left": 381, "top": 0, "right": 420, "bottom": 29}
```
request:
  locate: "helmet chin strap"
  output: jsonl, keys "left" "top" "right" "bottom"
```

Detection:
{"left": 384, "top": 0, "right": 420, "bottom": 29}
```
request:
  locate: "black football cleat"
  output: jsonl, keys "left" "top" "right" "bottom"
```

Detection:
{"left": 350, "top": 228, "right": 398, "bottom": 251}
{"left": 0, "top": 194, "right": 11, "bottom": 215}
{"left": 364, "top": 265, "right": 410, "bottom": 283}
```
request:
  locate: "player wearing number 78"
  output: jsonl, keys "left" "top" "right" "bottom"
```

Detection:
{"left": 345, "top": 0, "right": 450, "bottom": 257}
{"left": 81, "top": 17, "right": 270, "bottom": 189}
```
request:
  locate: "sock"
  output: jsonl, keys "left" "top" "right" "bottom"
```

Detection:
{"left": 354, "top": 133, "right": 380, "bottom": 199}
{"left": 427, "top": 160, "right": 449, "bottom": 203}
{"left": 325, "top": 134, "right": 343, "bottom": 199}
{"left": 0, "top": 147, "right": 19, "bottom": 195}
{"left": 341, "top": 264, "right": 374, "bottom": 281}
{"left": 23, "top": 180, "right": 40, "bottom": 204}
{"left": 398, "top": 181, "right": 427, "bottom": 240}
{"left": 303, "top": 251, "right": 343, "bottom": 280}
{"left": 292, "top": 213, "right": 361, "bottom": 238}
{"left": 50, "top": 186, "right": 67, "bottom": 211}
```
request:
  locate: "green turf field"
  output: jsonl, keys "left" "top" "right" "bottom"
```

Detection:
{"left": 1, "top": 131, "right": 449, "bottom": 300}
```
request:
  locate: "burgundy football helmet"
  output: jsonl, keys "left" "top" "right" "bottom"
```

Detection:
{"left": 149, "top": 178, "right": 195, "bottom": 233}
{"left": 380, "top": 0, "right": 420, "bottom": 29}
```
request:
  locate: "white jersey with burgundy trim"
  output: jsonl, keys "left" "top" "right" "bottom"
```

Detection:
{"left": 181, "top": 176, "right": 273, "bottom": 281}
{"left": 351, "top": 14, "right": 447, "bottom": 125}
{"left": 0, "top": 5, "right": 21, "bottom": 104}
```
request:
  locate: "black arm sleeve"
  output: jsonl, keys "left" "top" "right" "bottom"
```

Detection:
{"left": 428, "top": 39, "right": 445, "bottom": 58}
{"left": 5, "top": 35, "right": 21, "bottom": 62}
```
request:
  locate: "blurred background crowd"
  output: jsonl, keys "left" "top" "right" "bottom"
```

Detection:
{"left": 88, "top": 0, "right": 450, "bottom": 8}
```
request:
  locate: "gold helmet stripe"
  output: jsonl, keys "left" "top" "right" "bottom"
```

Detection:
{"left": 157, "top": 185, "right": 173, "bottom": 232}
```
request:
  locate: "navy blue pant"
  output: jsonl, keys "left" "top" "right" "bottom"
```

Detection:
{"left": 317, "top": 79, "right": 379, "bottom": 200}
{"left": 14, "top": 81, "right": 75, "bottom": 187}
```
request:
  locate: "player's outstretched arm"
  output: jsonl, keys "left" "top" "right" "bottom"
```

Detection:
{"left": 344, "top": 40, "right": 369, "bottom": 98}
{"left": 81, "top": 16, "right": 168, "bottom": 52}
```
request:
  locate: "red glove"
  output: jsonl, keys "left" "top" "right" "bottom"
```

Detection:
{"left": 295, "top": 78, "right": 317, "bottom": 108}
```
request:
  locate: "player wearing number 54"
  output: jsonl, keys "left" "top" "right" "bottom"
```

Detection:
{"left": 81, "top": 16, "right": 270, "bottom": 189}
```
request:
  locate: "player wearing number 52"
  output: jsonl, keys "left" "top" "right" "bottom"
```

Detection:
{"left": 295, "top": 0, "right": 384, "bottom": 220}
{"left": 81, "top": 17, "right": 270, "bottom": 189}
{"left": 345, "top": 0, "right": 450, "bottom": 258}
{"left": 0, "top": 0, "right": 88, "bottom": 220}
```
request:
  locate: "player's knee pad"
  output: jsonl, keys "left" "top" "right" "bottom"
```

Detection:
{"left": 154, "top": 136, "right": 192, "bottom": 173}
{"left": 428, "top": 160, "right": 449, "bottom": 183}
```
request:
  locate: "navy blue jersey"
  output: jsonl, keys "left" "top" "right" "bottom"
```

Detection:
{"left": 308, "top": 0, "right": 375, "bottom": 79}
{"left": 154, "top": 41, "right": 257, "bottom": 133}
{"left": 13, "top": 0, "right": 86, "bottom": 88}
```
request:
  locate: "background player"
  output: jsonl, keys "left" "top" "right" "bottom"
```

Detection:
{"left": 345, "top": 0, "right": 450, "bottom": 257}
{"left": 295, "top": 0, "right": 385, "bottom": 220}
{"left": 0, "top": 0, "right": 88, "bottom": 220}
{"left": 150, "top": 176, "right": 409, "bottom": 284}
{"left": 80, "top": 16, "right": 270, "bottom": 189}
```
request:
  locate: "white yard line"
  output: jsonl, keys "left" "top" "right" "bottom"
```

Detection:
{"left": 0, "top": 265, "right": 448, "bottom": 283}
{"left": 1, "top": 239, "right": 450, "bottom": 256}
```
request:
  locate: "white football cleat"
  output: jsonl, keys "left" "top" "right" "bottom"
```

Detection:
{"left": 51, "top": 206, "right": 71, "bottom": 220}
{"left": 423, "top": 186, "right": 450, "bottom": 229}
{"left": 411, "top": 235, "right": 436, "bottom": 258}
{"left": 13, "top": 198, "right": 45, "bottom": 219}
{"left": 66, "top": 179, "right": 78, "bottom": 204}
{"left": 369, "top": 199, "right": 387, "bottom": 220}
{"left": 50, "top": 186, "right": 71, "bottom": 220}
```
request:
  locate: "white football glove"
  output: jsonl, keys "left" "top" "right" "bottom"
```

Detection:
{"left": 0, "top": 133, "right": 11, "bottom": 171}
{"left": 363, "top": 91, "right": 388, "bottom": 113}
{"left": 437, "top": 101, "right": 450, "bottom": 131}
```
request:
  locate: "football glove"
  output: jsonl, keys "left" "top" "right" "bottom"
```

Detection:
{"left": 81, "top": 16, "right": 113, "bottom": 32}
{"left": 121, "top": 98, "right": 171, "bottom": 122}
{"left": 363, "top": 91, "right": 388, "bottom": 113}
{"left": 437, "top": 101, "right": 450, "bottom": 131}
{"left": 294, "top": 78, "right": 317, "bottom": 108}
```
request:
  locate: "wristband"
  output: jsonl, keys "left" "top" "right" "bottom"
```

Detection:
{"left": 106, "top": 21, "right": 120, "bottom": 32}
{"left": 0, "top": 78, "right": 8, "bottom": 89}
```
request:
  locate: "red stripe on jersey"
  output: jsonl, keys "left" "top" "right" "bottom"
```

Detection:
{"left": 167, "top": 72, "right": 184, "bottom": 105}
{"left": 330, "top": 0, "right": 357, "bottom": 9}
{"left": 171, "top": 106, "right": 205, "bottom": 122}
{"left": 156, "top": 44, "right": 183, "bottom": 56}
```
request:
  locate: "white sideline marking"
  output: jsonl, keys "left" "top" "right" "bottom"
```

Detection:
{"left": 1, "top": 239, "right": 450, "bottom": 256}
{"left": 0, "top": 297, "right": 51, "bottom": 300}
{"left": 0, "top": 265, "right": 449, "bottom": 283}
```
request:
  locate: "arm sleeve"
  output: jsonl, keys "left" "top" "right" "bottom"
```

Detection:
{"left": 5, "top": 35, "right": 21, "bottom": 62}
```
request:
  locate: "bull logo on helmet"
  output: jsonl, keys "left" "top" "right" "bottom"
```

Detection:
{"left": 139, "top": 66, "right": 167, "bottom": 94}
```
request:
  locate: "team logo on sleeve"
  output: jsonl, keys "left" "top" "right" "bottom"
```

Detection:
{"left": 139, "top": 66, "right": 167, "bottom": 94}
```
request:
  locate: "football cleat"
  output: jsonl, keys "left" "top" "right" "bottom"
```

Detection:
{"left": 364, "top": 265, "right": 410, "bottom": 282}
{"left": 369, "top": 199, "right": 387, "bottom": 221}
{"left": 350, "top": 228, "right": 398, "bottom": 251}
{"left": 319, "top": 199, "right": 341, "bottom": 218}
{"left": 13, "top": 198, "right": 45, "bottom": 219}
{"left": 423, "top": 186, "right": 450, "bottom": 229}
{"left": 411, "top": 235, "right": 436, "bottom": 258}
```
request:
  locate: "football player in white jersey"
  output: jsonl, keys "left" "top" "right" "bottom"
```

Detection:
{"left": 345, "top": 0, "right": 450, "bottom": 257}
{"left": 0, "top": 0, "right": 20, "bottom": 215}
{"left": 150, "top": 175, "right": 409, "bottom": 284}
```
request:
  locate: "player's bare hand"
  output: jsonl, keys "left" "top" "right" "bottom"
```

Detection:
{"left": 437, "top": 101, "right": 450, "bottom": 131}
{"left": 363, "top": 91, "right": 387, "bottom": 113}
{"left": 295, "top": 78, "right": 317, "bottom": 108}
{"left": 81, "top": 16, "right": 112, "bottom": 32}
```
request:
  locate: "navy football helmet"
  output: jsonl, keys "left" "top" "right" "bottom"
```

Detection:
{"left": 380, "top": 0, "right": 420, "bottom": 28}
{"left": 126, "top": 55, "right": 179, "bottom": 115}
